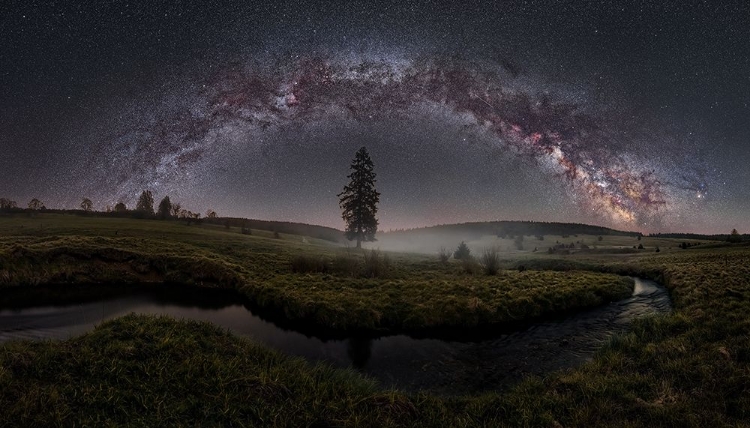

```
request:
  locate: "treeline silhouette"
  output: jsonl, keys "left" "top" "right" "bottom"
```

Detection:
{"left": 651, "top": 232, "right": 746, "bottom": 242}
{"left": 0, "top": 195, "right": 343, "bottom": 243}
{"left": 385, "top": 220, "right": 642, "bottom": 239}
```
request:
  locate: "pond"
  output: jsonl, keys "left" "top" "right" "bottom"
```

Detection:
{"left": 0, "top": 277, "right": 671, "bottom": 395}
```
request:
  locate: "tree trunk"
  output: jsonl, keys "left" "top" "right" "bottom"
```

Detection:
{"left": 356, "top": 223, "right": 362, "bottom": 248}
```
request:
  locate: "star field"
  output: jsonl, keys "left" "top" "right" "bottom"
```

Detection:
{"left": 1, "top": 0, "right": 748, "bottom": 233}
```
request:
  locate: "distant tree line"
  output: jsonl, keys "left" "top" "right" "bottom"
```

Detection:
{"left": 651, "top": 231, "right": 747, "bottom": 243}
{"left": 385, "top": 220, "right": 643, "bottom": 241}
{"left": 0, "top": 192, "right": 344, "bottom": 243}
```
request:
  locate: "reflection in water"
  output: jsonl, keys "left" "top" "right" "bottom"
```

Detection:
{"left": 0, "top": 278, "right": 671, "bottom": 395}
{"left": 347, "top": 337, "right": 373, "bottom": 369}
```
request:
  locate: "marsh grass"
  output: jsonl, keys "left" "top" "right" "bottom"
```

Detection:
{"left": 363, "top": 248, "right": 390, "bottom": 278}
{"left": 480, "top": 246, "right": 501, "bottom": 275}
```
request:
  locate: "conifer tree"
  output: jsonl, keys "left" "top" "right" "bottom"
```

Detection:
{"left": 157, "top": 196, "right": 172, "bottom": 219}
{"left": 338, "top": 147, "right": 380, "bottom": 248}
{"left": 136, "top": 190, "right": 155, "bottom": 217}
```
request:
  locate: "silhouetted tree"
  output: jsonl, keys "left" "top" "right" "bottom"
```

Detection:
{"left": 157, "top": 196, "right": 172, "bottom": 220}
{"left": 171, "top": 203, "right": 181, "bottom": 218}
{"left": 338, "top": 147, "right": 380, "bottom": 248}
{"left": 454, "top": 241, "right": 471, "bottom": 260}
{"left": 80, "top": 198, "right": 93, "bottom": 212}
{"left": 728, "top": 228, "right": 742, "bottom": 243}
{"left": 28, "top": 198, "right": 44, "bottom": 210}
{"left": 206, "top": 209, "right": 217, "bottom": 219}
{"left": 114, "top": 202, "right": 127, "bottom": 213}
{"left": 0, "top": 198, "right": 17, "bottom": 210}
{"left": 135, "top": 190, "right": 155, "bottom": 217}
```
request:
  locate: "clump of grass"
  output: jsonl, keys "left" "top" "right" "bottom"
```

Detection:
{"left": 332, "top": 251, "right": 359, "bottom": 277}
{"left": 461, "top": 256, "right": 481, "bottom": 275}
{"left": 480, "top": 246, "right": 501, "bottom": 275}
{"left": 290, "top": 254, "right": 329, "bottom": 274}
{"left": 363, "top": 248, "right": 390, "bottom": 278}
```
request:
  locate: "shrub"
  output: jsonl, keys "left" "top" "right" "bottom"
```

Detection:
{"left": 273, "top": 231, "right": 281, "bottom": 239}
{"left": 480, "top": 247, "right": 501, "bottom": 275}
{"left": 454, "top": 241, "right": 471, "bottom": 260}
{"left": 437, "top": 247, "right": 451, "bottom": 264}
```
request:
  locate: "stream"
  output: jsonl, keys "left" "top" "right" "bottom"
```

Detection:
{"left": 0, "top": 277, "right": 671, "bottom": 395}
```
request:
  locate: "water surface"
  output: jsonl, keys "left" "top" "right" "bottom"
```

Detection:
{"left": 0, "top": 278, "right": 671, "bottom": 395}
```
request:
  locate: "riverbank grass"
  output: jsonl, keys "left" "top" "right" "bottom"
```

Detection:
{"left": 1, "top": 214, "right": 749, "bottom": 425}
{"left": 1, "top": 214, "right": 634, "bottom": 333}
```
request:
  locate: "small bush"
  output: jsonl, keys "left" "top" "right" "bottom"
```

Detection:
{"left": 454, "top": 242, "right": 471, "bottom": 260}
{"left": 273, "top": 231, "right": 281, "bottom": 239}
{"left": 480, "top": 247, "right": 501, "bottom": 275}
{"left": 437, "top": 247, "right": 451, "bottom": 264}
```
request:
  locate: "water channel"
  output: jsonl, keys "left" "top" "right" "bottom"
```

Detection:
{"left": 0, "top": 277, "right": 671, "bottom": 395}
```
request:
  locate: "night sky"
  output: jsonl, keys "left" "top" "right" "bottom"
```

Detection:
{"left": 2, "top": 0, "right": 748, "bottom": 234}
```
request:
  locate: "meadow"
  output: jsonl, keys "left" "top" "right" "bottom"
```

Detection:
{"left": 0, "top": 213, "right": 748, "bottom": 426}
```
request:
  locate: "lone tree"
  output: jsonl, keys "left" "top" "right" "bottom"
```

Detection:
{"left": 114, "top": 202, "right": 127, "bottom": 213}
{"left": 728, "top": 228, "right": 742, "bottom": 243}
{"left": 28, "top": 198, "right": 44, "bottom": 210}
{"left": 338, "top": 147, "right": 380, "bottom": 248}
{"left": 80, "top": 198, "right": 93, "bottom": 212}
{"left": 157, "top": 196, "right": 172, "bottom": 219}
{"left": 136, "top": 190, "right": 155, "bottom": 217}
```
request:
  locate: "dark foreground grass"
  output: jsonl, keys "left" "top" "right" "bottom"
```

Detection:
{"left": 2, "top": 249, "right": 749, "bottom": 427}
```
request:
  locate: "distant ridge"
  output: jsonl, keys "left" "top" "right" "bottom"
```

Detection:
{"left": 203, "top": 217, "right": 344, "bottom": 243}
{"left": 383, "top": 221, "right": 642, "bottom": 239}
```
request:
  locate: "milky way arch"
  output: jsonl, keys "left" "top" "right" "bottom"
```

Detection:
{"left": 83, "top": 53, "right": 706, "bottom": 227}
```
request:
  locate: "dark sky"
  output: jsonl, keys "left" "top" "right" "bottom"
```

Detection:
{"left": 1, "top": 0, "right": 748, "bottom": 233}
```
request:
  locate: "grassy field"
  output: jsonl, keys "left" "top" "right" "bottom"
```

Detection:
{"left": 1, "top": 213, "right": 749, "bottom": 426}
{"left": 0, "top": 214, "right": 634, "bottom": 333}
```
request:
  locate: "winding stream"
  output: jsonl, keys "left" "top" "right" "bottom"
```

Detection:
{"left": 0, "top": 278, "right": 671, "bottom": 395}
